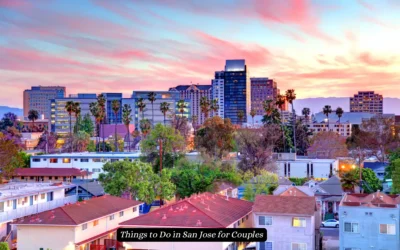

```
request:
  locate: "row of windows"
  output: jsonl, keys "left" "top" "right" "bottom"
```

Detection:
{"left": 258, "top": 216, "right": 307, "bottom": 228}
{"left": 82, "top": 207, "right": 137, "bottom": 230}
{"left": 344, "top": 222, "right": 395, "bottom": 235}
{"left": 259, "top": 242, "right": 306, "bottom": 250}
{"left": 33, "top": 158, "right": 137, "bottom": 163}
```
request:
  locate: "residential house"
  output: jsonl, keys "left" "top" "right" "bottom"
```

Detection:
{"left": 212, "top": 181, "right": 239, "bottom": 199}
{"left": 363, "top": 162, "right": 389, "bottom": 181}
{"left": 0, "top": 182, "right": 76, "bottom": 241}
{"left": 253, "top": 195, "right": 321, "bottom": 250}
{"left": 67, "top": 179, "right": 105, "bottom": 200}
{"left": 11, "top": 168, "right": 92, "bottom": 182}
{"left": 13, "top": 195, "right": 143, "bottom": 250}
{"left": 273, "top": 186, "right": 315, "bottom": 197}
{"left": 119, "top": 192, "right": 253, "bottom": 250}
{"left": 339, "top": 191, "right": 400, "bottom": 250}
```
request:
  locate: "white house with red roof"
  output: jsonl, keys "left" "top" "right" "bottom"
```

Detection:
{"left": 11, "top": 168, "right": 92, "bottom": 182}
{"left": 119, "top": 192, "right": 253, "bottom": 250}
{"left": 13, "top": 195, "right": 143, "bottom": 250}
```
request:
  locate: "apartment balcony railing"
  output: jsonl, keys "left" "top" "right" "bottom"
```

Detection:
{"left": 0, "top": 195, "right": 77, "bottom": 223}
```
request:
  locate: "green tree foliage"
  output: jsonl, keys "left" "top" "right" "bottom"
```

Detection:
{"left": 74, "top": 131, "right": 91, "bottom": 152}
{"left": 195, "top": 116, "right": 235, "bottom": 159}
{"left": 289, "top": 177, "right": 308, "bottom": 186}
{"left": 87, "top": 140, "right": 96, "bottom": 152}
{"left": 343, "top": 168, "right": 382, "bottom": 193}
{"left": 139, "top": 119, "right": 151, "bottom": 137}
{"left": 391, "top": 159, "right": 400, "bottom": 194}
{"left": 385, "top": 148, "right": 400, "bottom": 179}
{"left": 243, "top": 170, "right": 278, "bottom": 201}
{"left": 0, "top": 132, "right": 23, "bottom": 180}
{"left": 99, "top": 160, "right": 175, "bottom": 204}
{"left": 141, "top": 124, "right": 186, "bottom": 155}
{"left": 108, "top": 135, "right": 124, "bottom": 152}
{"left": 75, "top": 113, "right": 94, "bottom": 136}
{"left": 340, "top": 172, "right": 359, "bottom": 192}
{"left": 18, "top": 151, "right": 31, "bottom": 168}
{"left": 0, "top": 242, "right": 10, "bottom": 250}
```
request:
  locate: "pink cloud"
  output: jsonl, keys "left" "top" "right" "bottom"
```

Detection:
{"left": 357, "top": 0, "right": 375, "bottom": 11}
{"left": 358, "top": 52, "right": 395, "bottom": 66}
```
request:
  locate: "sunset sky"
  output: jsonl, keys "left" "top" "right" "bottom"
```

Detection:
{"left": 1, "top": 0, "right": 399, "bottom": 108}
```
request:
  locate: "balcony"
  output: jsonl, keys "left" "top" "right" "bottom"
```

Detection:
{"left": 0, "top": 195, "right": 77, "bottom": 223}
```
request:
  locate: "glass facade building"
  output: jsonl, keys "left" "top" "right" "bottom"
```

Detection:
{"left": 103, "top": 93, "right": 123, "bottom": 124}
{"left": 23, "top": 86, "right": 66, "bottom": 119}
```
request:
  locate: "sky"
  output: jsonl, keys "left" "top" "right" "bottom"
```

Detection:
{"left": 0, "top": 0, "right": 400, "bottom": 108}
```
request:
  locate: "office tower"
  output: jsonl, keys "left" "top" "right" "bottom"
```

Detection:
{"left": 103, "top": 93, "right": 123, "bottom": 124}
{"left": 169, "top": 84, "right": 212, "bottom": 124}
{"left": 50, "top": 93, "right": 97, "bottom": 136}
{"left": 23, "top": 86, "right": 66, "bottom": 119}
{"left": 212, "top": 73, "right": 225, "bottom": 118}
{"left": 216, "top": 59, "right": 250, "bottom": 124}
{"left": 250, "top": 78, "right": 279, "bottom": 116}
{"left": 350, "top": 91, "right": 383, "bottom": 114}
{"left": 132, "top": 91, "right": 191, "bottom": 130}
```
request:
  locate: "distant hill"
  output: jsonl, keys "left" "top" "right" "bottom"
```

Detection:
{"left": 293, "top": 97, "right": 400, "bottom": 115}
{"left": 0, "top": 106, "right": 23, "bottom": 118}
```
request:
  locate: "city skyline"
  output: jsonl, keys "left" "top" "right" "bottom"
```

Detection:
{"left": 1, "top": 0, "right": 400, "bottom": 108}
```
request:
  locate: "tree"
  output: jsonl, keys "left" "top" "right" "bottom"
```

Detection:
{"left": 35, "top": 132, "right": 58, "bottom": 153}
{"left": 285, "top": 89, "right": 297, "bottom": 153}
{"left": 211, "top": 98, "right": 219, "bottom": 117}
{"left": 385, "top": 148, "right": 400, "bottom": 179}
{"left": 237, "top": 110, "right": 245, "bottom": 124}
{"left": 108, "top": 135, "right": 124, "bottom": 152}
{"left": 73, "top": 102, "right": 81, "bottom": 133}
{"left": 191, "top": 115, "right": 198, "bottom": 134}
{"left": 322, "top": 105, "right": 332, "bottom": 128}
{"left": 0, "top": 117, "right": 13, "bottom": 131}
{"left": 3, "top": 112, "right": 18, "bottom": 127}
{"left": 18, "top": 151, "right": 31, "bottom": 168}
{"left": 65, "top": 101, "right": 76, "bottom": 152}
{"left": 73, "top": 131, "right": 90, "bottom": 152}
{"left": 147, "top": 92, "right": 157, "bottom": 127}
{"left": 243, "top": 170, "right": 278, "bottom": 201}
{"left": 275, "top": 94, "right": 287, "bottom": 151}
{"left": 27, "top": 109, "right": 39, "bottom": 131}
{"left": 160, "top": 102, "right": 170, "bottom": 125}
{"left": 341, "top": 172, "right": 359, "bottom": 192}
{"left": 122, "top": 104, "right": 133, "bottom": 152}
{"left": 200, "top": 96, "right": 211, "bottom": 120}
{"left": 80, "top": 113, "right": 94, "bottom": 136}
{"left": 195, "top": 116, "right": 235, "bottom": 159}
{"left": 90, "top": 102, "right": 101, "bottom": 150}
{"left": 170, "top": 114, "right": 191, "bottom": 141}
{"left": 87, "top": 140, "right": 96, "bottom": 152}
{"left": 111, "top": 100, "right": 121, "bottom": 152}
{"left": 0, "top": 242, "right": 10, "bottom": 250}
{"left": 236, "top": 127, "right": 280, "bottom": 174}
{"left": 308, "top": 131, "right": 348, "bottom": 159}
{"left": 391, "top": 159, "right": 400, "bottom": 194}
{"left": 97, "top": 94, "right": 107, "bottom": 152}
{"left": 336, "top": 107, "right": 344, "bottom": 125}
{"left": 250, "top": 109, "right": 256, "bottom": 127}
{"left": 137, "top": 98, "right": 146, "bottom": 120}
{"left": 177, "top": 100, "right": 187, "bottom": 117}
{"left": 262, "top": 100, "right": 281, "bottom": 125}
{"left": 350, "top": 168, "right": 382, "bottom": 193}
{"left": 302, "top": 107, "right": 310, "bottom": 123}
{"left": 99, "top": 160, "right": 175, "bottom": 204}
{"left": 140, "top": 119, "right": 151, "bottom": 137}
{"left": 290, "top": 119, "right": 312, "bottom": 155}
{"left": 0, "top": 132, "right": 23, "bottom": 180}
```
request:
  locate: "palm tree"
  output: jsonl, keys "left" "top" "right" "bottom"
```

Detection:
{"left": 140, "top": 119, "right": 151, "bottom": 137}
{"left": 160, "top": 102, "right": 170, "bottom": 125}
{"left": 285, "top": 89, "right": 296, "bottom": 154}
{"left": 147, "top": 92, "right": 157, "bottom": 127}
{"left": 336, "top": 107, "right": 344, "bottom": 126}
{"left": 122, "top": 104, "right": 133, "bottom": 152}
{"left": 340, "top": 172, "right": 359, "bottom": 192}
{"left": 200, "top": 96, "right": 211, "bottom": 120}
{"left": 275, "top": 94, "right": 287, "bottom": 152}
{"left": 111, "top": 100, "right": 121, "bottom": 152}
{"left": 74, "top": 102, "right": 81, "bottom": 133}
{"left": 27, "top": 109, "right": 39, "bottom": 131}
{"left": 263, "top": 100, "right": 281, "bottom": 125}
{"left": 250, "top": 109, "right": 256, "bottom": 127}
{"left": 323, "top": 105, "right": 333, "bottom": 130}
{"left": 177, "top": 100, "right": 187, "bottom": 117}
{"left": 137, "top": 98, "right": 146, "bottom": 120}
{"left": 89, "top": 102, "right": 101, "bottom": 151}
{"left": 211, "top": 98, "right": 219, "bottom": 117}
{"left": 97, "top": 94, "right": 106, "bottom": 152}
{"left": 237, "top": 110, "right": 245, "bottom": 124}
{"left": 65, "top": 101, "right": 76, "bottom": 152}
{"left": 302, "top": 107, "right": 311, "bottom": 123}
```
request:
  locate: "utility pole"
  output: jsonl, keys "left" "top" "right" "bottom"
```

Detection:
{"left": 358, "top": 147, "right": 363, "bottom": 193}
{"left": 159, "top": 138, "right": 163, "bottom": 207}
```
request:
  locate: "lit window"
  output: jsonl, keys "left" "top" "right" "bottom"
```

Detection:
{"left": 50, "top": 158, "right": 58, "bottom": 163}
{"left": 380, "top": 224, "right": 396, "bottom": 235}
{"left": 259, "top": 216, "right": 272, "bottom": 226}
{"left": 93, "top": 220, "right": 99, "bottom": 226}
{"left": 62, "top": 158, "right": 70, "bottom": 163}
{"left": 40, "top": 193, "right": 45, "bottom": 200}
{"left": 292, "top": 217, "right": 306, "bottom": 227}
{"left": 344, "top": 222, "right": 359, "bottom": 233}
{"left": 82, "top": 223, "right": 87, "bottom": 230}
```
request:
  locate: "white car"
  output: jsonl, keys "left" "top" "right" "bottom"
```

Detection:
{"left": 321, "top": 219, "right": 339, "bottom": 228}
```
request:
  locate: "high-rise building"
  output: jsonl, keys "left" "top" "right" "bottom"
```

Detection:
{"left": 132, "top": 91, "right": 191, "bottom": 130}
{"left": 103, "top": 93, "right": 123, "bottom": 124}
{"left": 215, "top": 60, "right": 250, "bottom": 124}
{"left": 50, "top": 93, "right": 97, "bottom": 136}
{"left": 250, "top": 78, "right": 279, "bottom": 116}
{"left": 212, "top": 73, "right": 225, "bottom": 118}
{"left": 169, "top": 84, "right": 212, "bottom": 124}
{"left": 350, "top": 91, "right": 383, "bottom": 114}
{"left": 23, "top": 86, "right": 66, "bottom": 119}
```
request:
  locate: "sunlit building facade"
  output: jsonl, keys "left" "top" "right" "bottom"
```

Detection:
{"left": 23, "top": 86, "right": 66, "bottom": 119}
{"left": 350, "top": 91, "right": 383, "bottom": 114}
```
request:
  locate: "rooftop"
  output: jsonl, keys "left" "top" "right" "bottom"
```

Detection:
{"left": 273, "top": 185, "right": 315, "bottom": 197}
{"left": 363, "top": 162, "right": 389, "bottom": 170}
{"left": 31, "top": 152, "right": 142, "bottom": 159}
{"left": 340, "top": 191, "right": 400, "bottom": 208}
{"left": 13, "top": 195, "right": 143, "bottom": 225}
{"left": 120, "top": 192, "right": 252, "bottom": 228}
{"left": 0, "top": 182, "right": 75, "bottom": 201}
{"left": 13, "top": 168, "right": 91, "bottom": 177}
{"left": 312, "top": 176, "right": 344, "bottom": 196}
{"left": 253, "top": 195, "right": 317, "bottom": 216}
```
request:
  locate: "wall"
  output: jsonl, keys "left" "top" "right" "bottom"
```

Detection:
{"left": 277, "top": 160, "right": 338, "bottom": 178}
{"left": 124, "top": 241, "right": 226, "bottom": 250}
{"left": 339, "top": 206, "right": 400, "bottom": 250}
{"left": 17, "top": 225, "right": 76, "bottom": 250}
{"left": 254, "top": 212, "right": 315, "bottom": 250}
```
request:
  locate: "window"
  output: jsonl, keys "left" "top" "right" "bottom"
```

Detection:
{"left": 246, "top": 215, "right": 249, "bottom": 220}
{"left": 380, "top": 224, "right": 396, "bottom": 235}
{"left": 62, "top": 158, "right": 71, "bottom": 163}
{"left": 292, "top": 243, "right": 307, "bottom": 250}
{"left": 111, "top": 159, "right": 119, "bottom": 163}
{"left": 237, "top": 220, "right": 241, "bottom": 226}
{"left": 119, "top": 211, "right": 124, "bottom": 217}
{"left": 0, "top": 202, "right": 4, "bottom": 212}
{"left": 30, "top": 176, "right": 34, "bottom": 180}
{"left": 82, "top": 223, "right": 87, "bottom": 230}
{"left": 32, "top": 158, "right": 41, "bottom": 162}
{"left": 40, "top": 193, "right": 45, "bottom": 200}
{"left": 50, "top": 158, "right": 58, "bottom": 163}
{"left": 49, "top": 176, "right": 52, "bottom": 180}
{"left": 92, "top": 168, "right": 101, "bottom": 172}
{"left": 80, "top": 159, "right": 89, "bottom": 162}
{"left": 259, "top": 241, "right": 273, "bottom": 250}
{"left": 133, "top": 207, "right": 137, "bottom": 212}
{"left": 55, "top": 176, "right": 59, "bottom": 180}
{"left": 344, "top": 222, "right": 359, "bottom": 233}
{"left": 344, "top": 248, "right": 360, "bottom": 250}
{"left": 93, "top": 220, "right": 99, "bottom": 226}
{"left": 259, "top": 216, "right": 273, "bottom": 226}
{"left": 92, "top": 158, "right": 101, "bottom": 162}
{"left": 292, "top": 217, "right": 306, "bottom": 228}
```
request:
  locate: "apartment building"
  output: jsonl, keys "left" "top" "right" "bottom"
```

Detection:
{"left": 11, "top": 168, "right": 92, "bottom": 182}
{"left": 30, "top": 152, "right": 141, "bottom": 179}
{"left": 13, "top": 195, "right": 143, "bottom": 250}
{"left": 0, "top": 182, "right": 77, "bottom": 239}
{"left": 120, "top": 192, "right": 253, "bottom": 250}
{"left": 253, "top": 195, "right": 320, "bottom": 250}
{"left": 307, "top": 121, "right": 352, "bottom": 137}
{"left": 250, "top": 78, "right": 279, "bottom": 116}
{"left": 212, "top": 74, "right": 225, "bottom": 118}
{"left": 103, "top": 93, "right": 123, "bottom": 124}
{"left": 23, "top": 86, "right": 66, "bottom": 119}
{"left": 350, "top": 91, "right": 383, "bottom": 114}
{"left": 169, "top": 84, "right": 212, "bottom": 124}
{"left": 339, "top": 191, "right": 400, "bottom": 250}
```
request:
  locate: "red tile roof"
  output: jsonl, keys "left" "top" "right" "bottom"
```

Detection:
{"left": 253, "top": 195, "right": 317, "bottom": 216}
{"left": 278, "top": 187, "right": 310, "bottom": 197}
{"left": 120, "top": 192, "right": 253, "bottom": 228}
{"left": 13, "top": 195, "right": 143, "bottom": 226}
{"left": 13, "top": 168, "right": 91, "bottom": 177}
{"left": 341, "top": 191, "right": 400, "bottom": 208}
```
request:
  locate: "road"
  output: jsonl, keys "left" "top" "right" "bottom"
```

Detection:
{"left": 321, "top": 227, "right": 339, "bottom": 238}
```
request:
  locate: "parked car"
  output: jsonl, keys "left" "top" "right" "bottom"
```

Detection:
{"left": 321, "top": 219, "right": 339, "bottom": 228}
